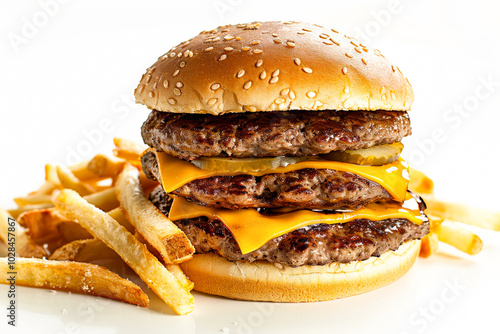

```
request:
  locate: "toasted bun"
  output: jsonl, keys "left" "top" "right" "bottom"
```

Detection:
{"left": 135, "top": 21, "right": 413, "bottom": 115}
{"left": 180, "top": 240, "right": 420, "bottom": 302}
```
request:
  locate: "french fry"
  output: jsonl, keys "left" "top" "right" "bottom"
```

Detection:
{"left": 17, "top": 209, "right": 67, "bottom": 243}
{"left": 0, "top": 257, "right": 148, "bottom": 307}
{"left": 87, "top": 154, "right": 125, "bottom": 178}
{"left": 33, "top": 181, "right": 59, "bottom": 195}
{"left": 113, "top": 137, "right": 146, "bottom": 165}
{"left": 419, "top": 233, "right": 439, "bottom": 258}
{"left": 409, "top": 167, "right": 434, "bottom": 195}
{"left": 436, "top": 220, "right": 484, "bottom": 255}
{"left": 57, "top": 166, "right": 95, "bottom": 196}
{"left": 107, "top": 207, "right": 135, "bottom": 233}
{"left": 116, "top": 163, "right": 194, "bottom": 264}
{"left": 7, "top": 203, "right": 54, "bottom": 220}
{"left": 423, "top": 196, "right": 500, "bottom": 231}
{"left": 68, "top": 160, "right": 99, "bottom": 181}
{"left": 166, "top": 264, "right": 194, "bottom": 291}
{"left": 14, "top": 193, "right": 53, "bottom": 206}
{"left": 53, "top": 189, "right": 195, "bottom": 315}
{"left": 49, "top": 239, "right": 119, "bottom": 262}
{"left": 0, "top": 208, "right": 47, "bottom": 258}
{"left": 45, "top": 164, "right": 61, "bottom": 185}
{"left": 83, "top": 188, "right": 119, "bottom": 212}
{"left": 58, "top": 221, "right": 93, "bottom": 242}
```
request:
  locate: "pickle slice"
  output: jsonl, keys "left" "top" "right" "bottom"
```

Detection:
{"left": 321, "top": 142, "right": 404, "bottom": 166}
{"left": 191, "top": 156, "right": 308, "bottom": 173}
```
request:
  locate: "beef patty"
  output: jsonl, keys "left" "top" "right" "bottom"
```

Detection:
{"left": 142, "top": 151, "right": 392, "bottom": 210}
{"left": 150, "top": 186, "right": 429, "bottom": 267}
{"left": 141, "top": 109, "right": 411, "bottom": 160}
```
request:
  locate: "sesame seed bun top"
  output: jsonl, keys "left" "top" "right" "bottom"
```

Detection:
{"left": 135, "top": 21, "right": 414, "bottom": 115}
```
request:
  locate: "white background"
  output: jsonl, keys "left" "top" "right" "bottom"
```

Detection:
{"left": 1, "top": 1, "right": 499, "bottom": 333}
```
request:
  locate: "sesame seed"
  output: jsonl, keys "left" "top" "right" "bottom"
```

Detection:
{"left": 218, "top": 54, "right": 227, "bottom": 61}
{"left": 382, "top": 94, "right": 387, "bottom": 101}
{"left": 236, "top": 70, "right": 245, "bottom": 78}
{"left": 274, "top": 39, "right": 282, "bottom": 44}
{"left": 174, "top": 88, "right": 181, "bottom": 96}
{"left": 391, "top": 65, "right": 396, "bottom": 72}
{"left": 345, "top": 53, "right": 353, "bottom": 58}
{"left": 176, "top": 82, "right": 184, "bottom": 88}
{"left": 269, "top": 76, "right": 279, "bottom": 84}
{"left": 297, "top": 31, "right": 306, "bottom": 35}
{"left": 343, "top": 87, "right": 349, "bottom": 94}
{"left": 330, "top": 38, "right": 340, "bottom": 46}
{"left": 323, "top": 41, "right": 333, "bottom": 45}
{"left": 307, "top": 91, "right": 316, "bottom": 98}
{"left": 153, "top": 81, "right": 158, "bottom": 89}
{"left": 183, "top": 50, "right": 190, "bottom": 57}
{"left": 363, "top": 47, "right": 369, "bottom": 52}
{"left": 205, "top": 47, "right": 214, "bottom": 52}
{"left": 331, "top": 28, "right": 338, "bottom": 34}
{"left": 189, "top": 51, "right": 194, "bottom": 57}
{"left": 272, "top": 70, "right": 280, "bottom": 77}
{"left": 390, "top": 91, "right": 396, "bottom": 99}
{"left": 355, "top": 47, "right": 362, "bottom": 54}
{"left": 145, "top": 74, "right": 151, "bottom": 83}
{"left": 259, "top": 70, "right": 267, "bottom": 80}
{"left": 224, "top": 47, "right": 234, "bottom": 52}
{"left": 168, "top": 98, "right": 176, "bottom": 105}
{"left": 253, "top": 49, "right": 263, "bottom": 54}
{"left": 251, "top": 40, "right": 260, "bottom": 45}
{"left": 221, "top": 29, "right": 229, "bottom": 33}
{"left": 208, "top": 98, "right": 217, "bottom": 105}
{"left": 319, "top": 34, "right": 328, "bottom": 39}
{"left": 163, "top": 80, "right": 169, "bottom": 88}
{"left": 241, "top": 47, "right": 251, "bottom": 51}
{"left": 361, "top": 58, "right": 367, "bottom": 65}
{"left": 235, "top": 36, "right": 241, "bottom": 41}
{"left": 180, "top": 61, "right": 186, "bottom": 68}
{"left": 182, "top": 41, "right": 189, "bottom": 46}
{"left": 281, "top": 88, "right": 290, "bottom": 96}
{"left": 224, "top": 35, "right": 235, "bottom": 41}
{"left": 286, "top": 41, "right": 295, "bottom": 47}
{"left": 294, "top": 58, "right": 301, "bottom": 66}
{"left": 272, "top": 33, "right": 278, "bottom": 37}
{"left": 212, "top": 37, "right": 221, "bottom": 42}
{"left": 289, "top": 90, "right": 296, "bottom": 99}
{"left": 137, "top": 84, "right": 144, "bottom": 94}
{"left": 243, "top": 81, "right": 252, "bottom": 89}
{"left": 302, "top": 28, "right": 312, "bottom": 32}
{"left": 302, "top": 67, "right": 313, "bottom": 74}
{"left": 173, "top": 70, "right": 179, "bottom": 77}
{"left": 177, "top": 53, "right": 182, "bottom": 58}
{"left": 350, "top": 41, "right": 359, "bottom": 47}
{"left": 255, "top": 59, "right": 263, "bottom": 67}
{"left": 211, "top": 83, "right": 220, "bottom": 90}
{"left": 380, "top": 87, "right": 386, "bottom": 94}
{"left": 275, "top": 97, "right": 285, "bottom": 104}
{"left": 169, "top": 52, "right": 176, "bottom": 58}
{"left": 149, "top": 91, "right": 155, "bottom": 98}
{"left": 342, "top": 67, "right": 347, "bottom": 75}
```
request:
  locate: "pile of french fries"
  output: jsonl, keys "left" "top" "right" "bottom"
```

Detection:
{"left": 1, "top": 137, "right": 498, "bottom": 314}
{"left": 409, "top": 168, "right": 498, "bottom": 257}
{"left": 0, "top": 138, "right": 195, "bottom": 315}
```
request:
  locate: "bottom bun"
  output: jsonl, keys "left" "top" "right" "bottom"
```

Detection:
{"left": 180, "top": 240, "right": 421, "bottom": 302}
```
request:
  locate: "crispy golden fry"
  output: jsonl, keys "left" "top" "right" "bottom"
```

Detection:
{"left": 49, "top": 239, "right": 119, "bottom": 262}
{"left": 83, "top": 188, "right": 119, "bottom": 212}
{"left": 113, "top": 137, "right": 146, "bottom": 165}
{"left": 17, "top": 209, "right": 67, "bottom": 243}
{"left": 68, "top": 160, "right": 100, "bottom": 181}
{"left": 14, "top": 193, "right": 53, "bottom": 206}
{"left": 436, "top": 220, "right": 484, "bottom": 255}
{"left": 87, "top": 154, "right": 126, "bottom": 178}
{"left": 419, "top": 233, "right": 439, "bottom": 258}
{"left": 58, "top": 221, "right": 93, "bottom": 242}
{"left": 0, "top": 257, "right": 148, "bottom": 307}
{"left": 409, "top": 167, "right": 434, "bottom": 195}
{"left": 45, "top": 164, "right": 61, "bottom": 185}
{"left": 7, "top": 203, "right": 54, "bottom": 220}
{"left": 33, "top": 181, "right": 59, "bottom": 195}
{"left": 0, "top": 208, "right": 47, "bottom": 258}
{"left": 423, "top": 196, "right": 500, "bottom": 231}
{"left": 116, "top": 163, "right": 194, "bottom": 264}
{"left": 166, "top": 264, "right": 194, "bottom": 291}
{"left": 54, "top": 189, "right": 195, "bottom": 315}
{"left": 56, "top": 166, "right": 95, "bottom": 196}
{"left": 108, "top": 207, "right": 135, "bottom": 233}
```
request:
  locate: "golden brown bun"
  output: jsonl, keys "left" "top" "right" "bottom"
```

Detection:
{"left": 135, "top": 21, "right": 413, "bottom": 115}
{"left": 180, "top": 240, "right": 420, "bottom": 302}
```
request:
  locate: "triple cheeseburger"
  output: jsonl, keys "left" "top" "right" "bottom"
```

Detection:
{"left": 135, "top": 21, "right": 429, "bottom": 302}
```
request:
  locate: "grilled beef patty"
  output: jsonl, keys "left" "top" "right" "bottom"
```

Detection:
{"left": 142, "top": 151, "right": 392, "bottom": 210}
{"left": 141, "top": 109, "right": 411, "bottom": 160}
{"left": 150, "top": 186, "right": 429, "bottom": 267}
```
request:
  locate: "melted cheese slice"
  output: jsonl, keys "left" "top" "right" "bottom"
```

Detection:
{"left": 169, "top": 195, "right": 425, "bottom": 254}
{"left": 156, "top": 152, "right": 410, "bottom": 202}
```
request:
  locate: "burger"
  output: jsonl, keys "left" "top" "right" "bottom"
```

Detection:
{"left": 135, "top": 21, "right": 429, "bottom": 302}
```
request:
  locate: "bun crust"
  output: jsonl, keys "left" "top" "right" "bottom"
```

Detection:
{"left": 179, "top": 240, "right": 420, "bottom": 302}
{"left": 135, "top": 21, "right": 414, "bottom": 115}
